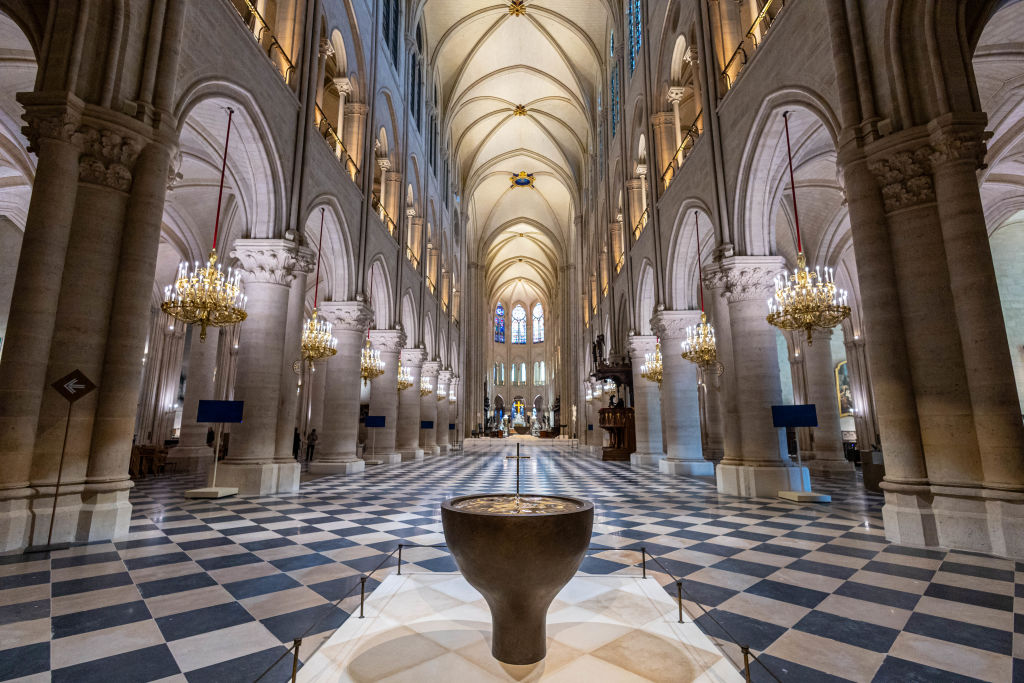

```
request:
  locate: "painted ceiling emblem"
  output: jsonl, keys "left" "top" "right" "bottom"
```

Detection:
{"left": 508, "top": 0, "right": 527, "bottom": 17}
{"left": 513, "top": 104, "right": 527, "bottom": 116}
{"left": 510, "top": 171, "right": 535, "bottom": 188}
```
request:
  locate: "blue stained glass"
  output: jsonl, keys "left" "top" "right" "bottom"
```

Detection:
{"left": 532, "top": 303, "right": 544, "bottom": 343}
{"left": 494, "top": 303, "right": 505, "bottom": 343}
{"left": 511, "top": 304, "right": 527, "bottom": 344}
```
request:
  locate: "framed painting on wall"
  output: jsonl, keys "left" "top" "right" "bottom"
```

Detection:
{"left": 835, "top": 360, "right": 853, "bottom": 417}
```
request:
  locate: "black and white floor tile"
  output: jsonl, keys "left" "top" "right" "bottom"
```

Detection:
{"left": 0, "top": 441, "right": 1020, "bottom": 682}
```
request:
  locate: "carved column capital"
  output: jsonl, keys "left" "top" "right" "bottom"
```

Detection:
{"left": 333, "top": 77, "right": 353, "bottom": 95}
{"left": 929, "top": 128, "right": 990, "bottom": 169}
{"left": 706, "top": 255, "right": 786, "bottom": 303}
{"left": 368, "top": 328, "right": 407, "bottom": 353}
{"left": 627, "top": 334, "right": 658, "bottom": 357}
{"left": 72, "top": 125, "right": 145, "bottom": 191}
{"left": 421, "top": 360, "right": 441, "bottom": 378}
{"left": 318, "top": 301, "right": 373, "bottom": 332}
{"left": 400, "top": 347, "right": 427, "bottom": 367}
{"left": 867, "top": 145, "right": 934, "bottom": 212}
{"left": 651, "top": 309, "right": 704, "bottom": 341}
{"left": 667, "top": 86, "right": 691, "bottom": 104}
{"left": 231, "top": 239, "right": 305, "bottom": 286}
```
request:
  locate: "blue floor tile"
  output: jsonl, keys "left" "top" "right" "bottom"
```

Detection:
{"left": 835, "top": 580, "right": 921, "bottom": 610}
{"left": 261, "top": 602, "right": 349, "bottom": 641}
{"left": 223, "top": 573, "right": 302, "bottom": 599}
{"left": 871, "top": 656, "right": 987, "bottom": 682}
{"left": 137, "top": 572, "right": 217, "bottom": 598}
{"left": 51, "top": 644, "right": 179, "bottom": 683}
{"left": 183, "top": 645, "right": 291, "bottom": 683}
{"left": 156, "top": 602, "right": 254, "bottom": 641}
{"left": 123, "top": 551, "right": 192, "bottom": 571}
{"left": 52, "top": 571, "right": 132, "bottom": 597}
{"left": 0, "top": 642, "right": 48, "bottom": 682}
{"left": 50, "top": 551, "right": 121, "bottom": 569}
{"left": 861, "top": 560, "right": 934, "bottom": 582}
{"left": 903, "top": 612, "right": 1012, "bottom": 654}
{"left": 52, "top": 600, "right": 151, "bottom": 638}
{"left": 923, "top": 582, "right": 1013, "bottom": 611}
{"left": 794, "top": 610, "right": 900, "bottom": 652}
{"left": 270, "top": 553, "right": 333, "bottom": 572}
{"left": 694, "top": 609, "right": 786, "bottom": 650}
{"left": 0, "top": 599, "right": 49, "bottom": 626}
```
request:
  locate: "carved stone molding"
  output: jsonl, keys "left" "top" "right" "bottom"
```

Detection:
{"left": 293, "top": 245, "right": 316, "bottom": 275}
{"left": 318, "top": 301, "right": 372, "bottom": 332}
{"left": 437, "top": 369, "right": 452, "bottom": 388}
{"left": 867, "top": 146, "right": 934, "bottom": 212}
{"left": 421, "top": 360, "right": 440, "bottom": 378}
{"left": 22, "top": 110, "right": 80, "bottom": 151}
{"left": 368, "top": 328, "right": 407, "bottom": 353}
{"left": 400, "top": 347, "right": 427, "bottom": 367}
{"left": 627, "top": 334, "right": 658, "bottom": 357}
{"left": 706, "top": 256, "right": 785, "bottom": 304}
{"left": 231, "top": 239, "right": 303, "bottom": 286}
{"left": 667, "top": 86, "right": 691, "bottom": 104}
{"left": 651, "top": 309, "right": 703, "bottom": 341}
{"left": 929, "top": 129, "right": 990, "bottom": 169}
{"left": 73, "top": 126, "right": 144, "bottom": 191}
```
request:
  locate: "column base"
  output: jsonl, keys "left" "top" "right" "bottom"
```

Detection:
{"left": 716, "top": 464, "right": 810, "bottom": 497}
{"left": 660, "top": 458, "right": 714, "bottom": 476}
{"left": 165, "top": 445, "right": 214, "bottom": 473}
{"left": 214, "top": 462, "right": 300, "bottom": 495}
{"left": 77, "top": 482, "right": 133, "bottom": 543}
{"left": 883, "top": 484, "right": 1024, "bottom": 558}
{"left": 437, "top": 445, "right": 450, "bottom": 456}
{"left": 364, "top": 453, "right": 401, "bottom": 465}
{"left": 424, "top": 445, "right": 440, "bottom": 456}
{"left": 0, "top": 490, "right": 33, "bottom": 551}
{"left": 308, "top": 459, "right": 365, "bottom": 475}
{"left": 804, "top": 457, "right": 855, "bottom": 475}
{"left": 399, "top": 448, "right": 424, "bottom": 462}
{"left": 630, "top": 452, "right": 665, "bottom": 466}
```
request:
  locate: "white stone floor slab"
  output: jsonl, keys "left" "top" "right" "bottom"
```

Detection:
{"left": 298, "top": 572, "right": 742, "bottom": 683}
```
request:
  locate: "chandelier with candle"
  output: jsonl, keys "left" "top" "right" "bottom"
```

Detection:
{"left": 301, "top": 208, "right": 338, "bottom": 361}
{"left": 420, "top": 377, "right": 433, "bottom": 396}
{"left": 767, "top": 112, "right": 851, "bottom": 344}
{"left": 680, "top": 210, "right": 724, "bottom": 375}
{"left": 448, "top": 386, "right": 457, "bottom": 404}
{"left": 640, "top": 341, "right": 663, "bottom": 384}
{"left": 397, "top": 362, "right": 413, "bottom": 391}
{"left": 360, "top": 335, "right": 384, "bottom": 385}
{"left": 161, "top": 108, "right": 247, "bottom": 341}
{"left": 437, "top": 380, "right": 446, "bottom": 401}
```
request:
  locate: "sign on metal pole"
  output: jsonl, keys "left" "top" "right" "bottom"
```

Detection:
{"left": 51, "top": 369, "right": 96, "bottom": 403}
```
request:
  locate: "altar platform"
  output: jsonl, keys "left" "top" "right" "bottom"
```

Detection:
{"left": 298, "top": 572, "right": 741, "bottom": 683}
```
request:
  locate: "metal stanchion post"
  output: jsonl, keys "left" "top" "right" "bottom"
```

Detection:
{"left": 741, "top": 645, "right": 751, "bottom": 681}
{"left": 676, "top": 581, "right": 684, "bottom": 624}
{"left": 397, "top": 544, "right": 403, "bottom": 575}
{"left": 641, "top": 547, "right": 646, "bottom": 579}
{"left": 291, "top": 639, "right": 302, "bottom": 682}
{"left": 359, "top": 576, "right": 366, "bottom": 618}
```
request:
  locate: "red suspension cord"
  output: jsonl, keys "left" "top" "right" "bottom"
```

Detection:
{"left": 212, "top": 108, "right": 235, "bottom": 253}
{"left": 782, "top": 111, "right": 802, "bottom": 254}
{"left": 695, "top": 211, "right": 705, "bottom": 313}
{"left": 313, "top": 208, "right": 325, "bottom": 308}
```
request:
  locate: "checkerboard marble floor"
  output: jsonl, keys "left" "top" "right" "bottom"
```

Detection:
{"left": 1, "top": 440, "right": 1021, "bottom": 682}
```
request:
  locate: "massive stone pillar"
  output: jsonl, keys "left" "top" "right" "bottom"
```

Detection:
{"left": 710, "top": 257, "right": 809, "bottom": 496}
{"left": 652, "top": 310, "right": 713, "bottom": 475}
{"left": 309, "top": 301, "right": 371, "bottom": 474}
{"left": 420, "top": 361, "right": 440, "bottom": 454}
{"left": 396, "top": 348, "right": 426, "bottom": 460}
{"left": 436, "top": 369, "right": 451, "bottom": 455}
{"left": 628, "top": 335, "right": 665, "bottom": 465}
{"left": 366, "top": 329, "right": 405, "bottom": 463}
{"left": 448, "top": 376, "right": 461, "bottom": 449}
{"left": 216, "top": 240, "right": 302, "bottom": 494}
{"left": 274, "top": 248, "right": 313, "bottom": 466}
{"left": 343, "top": 102, "right": 367, "bottom": 176}
{"left": 167, "top": 328, "right": 220, "bottom": 472}
{"left": 802, "top": 330, "right": 853, "bottom": 474}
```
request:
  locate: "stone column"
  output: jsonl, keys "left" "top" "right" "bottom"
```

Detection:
{"left": 217, "top": 239, "right": 301, "bottom": 494}
{"left": 436, "top": 369, "right": 451, "bottom": 455}
{"left": 396, "top": 347, "right": 426, "bottom": 460}
{"left": 628, "top": 335, "right": 665, "bottom": 465}
{"left": 651, "top": 112, "right": 675, "bottom": 183}
{"left": 626, "top": 179, "right": 643, "bottom": 235}
{"left": 274, "top": 247, "right": 313, "bottom": 465}
{"left": 712, "top": 257, "right": 809, "bottom": 496}
{"left": 688, "top": 47, "right": 703, "bottom": 132}
{"left": 652, "top": 310, "right": 713, "bottom": 475}
{"left": 167, "top": 328, "right": 219, "bottom": 472}
{"left": 343, "top": 102, "right": 367, "bottom": 176}
{"left": 309, "top": 361, "right": 326, "bottom": 434}
{"left": 667, "top": 87, "right": 687, "bottom": 152}
{"left": 843, "top": 336, "right": 878, "bottom": 454}
{"left": 384, "top": 171, "right": 403, "bottom": 231}
{"left": 420, "top": 361, "right": 440, "bottom": 454}
{"left": 309, "top": 301, "right": 371, "bottom": 474}
{"left": 449, "top": 376, "right": 461, "bottom": 447}
{"left": 333, "top": 77, "right": 351, "bottom": 146}
{"left": 802, "top": 330, "right": 853, "bottom": 474}
{"left": 366, "top": 328, "right": 405, "bottom": 463}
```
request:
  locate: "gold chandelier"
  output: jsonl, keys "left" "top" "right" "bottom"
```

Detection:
{"left": 437, "top": 381, "right": 446, "bottom": 401}
{"left": 680, "top": 211, "right": 723, "bottom": 375}
{"left": 766, "top": 112, "right": 851, "bottom": 344}
{"left": 161, "top": 108, "right": 247, "bottom": 342}
{"left": 360, "top": 335, "right": 384, "bottom": 385}
{"left": 420, "top": 377, "right": 433, "bottom": 396}
{"left": 301, "top": 208, "right": 337, "bottom": 361}
{"left": 397, "top": 362, "right": 413, "bottom": 391}
{"left": 640, "top": 341, "right": 663, "bottom": 384}
{"left": 448, "top": 386, "right": 457, "bottom": 404}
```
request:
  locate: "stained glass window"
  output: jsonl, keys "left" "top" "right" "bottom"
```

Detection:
{"left": 511, "top": 304, "right": 527, "bottom": 344}
{"left": 494, "top": 303, "right": 505, "bottom": 343}
{"left": 628, "top": 0, "right": 642, "bottom": 73}
{"left": 532, "top": 303, "right": 544, "bottom": 343}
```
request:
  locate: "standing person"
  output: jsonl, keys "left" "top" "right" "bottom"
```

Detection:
{"left": 306, "top": 429, "right": 318, "bottom": 462}
{"left": 293, "top": 427, "right": 301, "bottom": 459}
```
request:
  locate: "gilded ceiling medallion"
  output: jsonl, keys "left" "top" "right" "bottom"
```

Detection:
{"left": 513, "top": 104, "right": 527, "bottom": 116}
{"left": 510, "top": 171, "right": 535, "bottom": 188}
{"left": 508, "top": 0, "right": 526, "bottom": 17}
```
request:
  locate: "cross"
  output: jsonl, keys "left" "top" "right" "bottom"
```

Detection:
{"left": 505, "top": 442, "right": 531, "bottom": 498}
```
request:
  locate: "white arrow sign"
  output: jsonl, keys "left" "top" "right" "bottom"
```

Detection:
{"left": 64, "top": 379, "right": 86, "bottom": 394}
